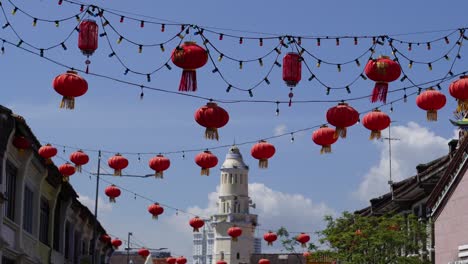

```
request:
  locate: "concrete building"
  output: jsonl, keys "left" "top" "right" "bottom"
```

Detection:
{"left": 110, "top": 250, "right": 171, "bottom": 264}
{"left": 211, "top": 146, "right": 258, "bottom": 264}
{"left": 193, "top": 219, "right": 214, "bottom": 264}
{"left": 0, "top": 105, "right": 112, "bottom": 263}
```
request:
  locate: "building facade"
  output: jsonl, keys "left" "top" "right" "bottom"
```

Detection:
{"left": 193, "top": 219, "right": 214, "bottom": 264}
{"left": 211, "top": 146, "right": 258, "bottom": 264}
{"left": 110, "top": 250, "right": 171, "bottom": 264}
{"left": 0, "top": 105, "right": 112, "bottom": 264}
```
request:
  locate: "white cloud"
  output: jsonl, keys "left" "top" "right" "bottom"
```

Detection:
{"left": 353, "top": 122, "right": 453, "bottom": 202}
{"left": 151, "top": 183, "right": 335, "bottom": 257}
{"left": 78, "top": 193, "right": 113, "bottom": 213}
{"left": 274, "top": 124, "right": 287, "bottom": 136}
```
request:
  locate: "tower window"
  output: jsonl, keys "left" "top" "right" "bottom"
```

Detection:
{"left": 240, "top": 174, "right": 243, "bottom": 184}
{"left": 234, "top": 174, "right": 238, "bottom": 184}
{"left": 236, "top": 252, "right": 240, "bottom": 259}
{"left": 230, "top": 174, "right": 234, "bottom": 184}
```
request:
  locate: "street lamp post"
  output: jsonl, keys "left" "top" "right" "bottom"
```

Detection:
{"left": 127, "top": 232, "right": 133, "bottom": 264}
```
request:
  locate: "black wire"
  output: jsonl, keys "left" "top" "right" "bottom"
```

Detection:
{"left": 7, "top": 0, "right": 86, "bottom": 23}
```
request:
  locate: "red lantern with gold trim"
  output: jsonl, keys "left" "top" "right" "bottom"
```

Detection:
{"left": 263, "top": 231, "right": 278, "bottom": 246}
{"left": 149, "top": 154, "right": 171, "bottom": 178}
{"left": 449, "top": 76, "right": 468, "bottom": 113}
{"left": 259, "top": 259, "right": 270, "bottom": 264}
{"left": 195, "top": 151, "right": 218, "bottom": 176}
{"left": 53, "top": 71, "right": 88, "bottom": 110}
{"left": 108, "top": 153, "right": 128, "bottom": 176}
{"left": 171, "top": 41, "right": 208, "bottom": 92}
{"left": 251, "top": 140, "right": 276, "bottom": 169}
{"left": 59, "top": 162, "right": 75, "bottom": 182}
{"left": 138, "top": 248, "right": 150, "bottom": 259}
{"left": 104, "top": 185, "right": 121, "bottom": 203}
{"left": 166, "top": 257, "right": 177, "bottom": 264}
{"left": 100, "top": 234, "right": 111, "bottom": 244}
{"left": 111, "top": 238, "right": 122, "bottom": 249}
{"left": 194, "top": 102, "right": 229, "bottom": 140}
{"left": 326, "top": 102, "right": 359, "bottom": 138}
{"left": 416, "top": 88, "right": 446, "bottom": 121}
{"left": 78, "top": 19, "right": 98, "bottom": 73}
{"left": 176, "top": 257, "right": 187, "bottom": 264}
{"left": 296, "top": 233, "right": 310, "bottom": 247}
{"left": 189, "top": 216, "right": 205, "bottom": 232}
{"left": 38, "top": 144, "right": 57, "bottom": 164}
{"left": 217, "top": 260, "right": 227, "bottom": 264}
{"left": 362, "top": 109, "right": 391, "bottom": 140}
{"left": 148, "top": 203, "right": 164, "bottom": 220}
{"left": 13, "top": 135, "right": 30, "bottom": 153}
{"left": 312, "top": 125, "right": 338, "bottom": 154}
{"left": 69, "top": 150, "right": 89, "bottom": 172}
{"left": 227, "top": 225, "right": 242, "bottom": 242}
{"left": 365, "top": 56, "right": 401, "bottom": 103}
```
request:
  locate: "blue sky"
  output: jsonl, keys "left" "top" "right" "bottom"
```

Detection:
{"left": 1, "top": 0, "right": 467, "bottom": 257}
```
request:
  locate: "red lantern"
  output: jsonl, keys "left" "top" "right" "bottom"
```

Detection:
{"left": 166, "top": 257, "right": 177, "bottom": 264}
{"left": 303, "top": 252, "right": 311, "bottom": 258}
{"left": 78, "top": 19, "right": 98, "bottom": 73}
{"left": 259, "top": 259, "right": 270, "bottom": 264}
{"left": 13, "top": 135, "right": 30, "bottom": 153}
{"left": 111, "top": 238, "right": 122, "bottom": 249}
{"left": 138, "top": 248, "right": 150, "bottom": 258}
{"left": 263, "top": 231, "right": 278, "bottom": 246}
{"left": 194, "top": 102, "right": 230, "bottom": 140}
{"left": 100, "top": 234, "right": 111, "bottom": 244}
{"left": 195, "top": 151, "right": 218, "bottom": 176}
{"left": 312, "top": 125, "right": 338, "bottom": 154}
{"left": 171, "top": 41, "right": 208, "bottom": 92}
{"left": 362, "top": 109, "right": 391, "bottom": 140}
{"left": 364, "top": 56, "right": 401, "bottom": 103}
{"left": 148, "top": 203, "right": 164, "bottom": 220}
{"left": 217, "top": 260, "right": 227, "bottom": 264}
{"left": 449, "top": 76, "right": 468, "bottom": 113}
{"left": 227, "top": 225, "right": 242, "bottom": 242}
{"left": 176, "top": 257, "right": 187, "bottom": 264}
{"left": 53, "top": 71, "right": 88, "bottom": 110}
{"left": 251, "top": 140, "right": 276, "bottom": 169}
{"left": 38, "top": 144, "right": 57, "bottom": 164}
{"left": 355, "top": 229, "right": 363, "bottom": 236}
{"left": 189, "top": 216, "right": 205, "bottom": 232}
{"left": 104, "top": 185, "right": 121, "bottom": 203}
{"left": 326, "top": 102, "right": 359, "bottom": 138}
{"left": 296, "top": 233, "right": 310, "bottom": 247}
{"left": 283, "top": 52, "right": 302, "bottom": 106}
{"left": 416, "top": 88, "right": 447, "bottom": 121}
{"left": 69, "top": 150, "right": 89, "bottom": 172}
{"left": 58, "top": 162, "right": 75, "bottom": 182}
{"left": 149, "top": 154, "right": 171, "bottom": 178}
{"left": 108, "top": 153, "right": 128, "bottom": 176}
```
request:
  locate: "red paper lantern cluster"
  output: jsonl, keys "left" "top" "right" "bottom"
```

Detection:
{"left": 449, "top": 76, "right": 468, "bottom": 113}
{"left": 251, "top": 140, "right": 276, "bottom": 169}
{"left": 105, "top": 185, "right": 121, "bottom": 203}
{"left": 296, "top": 233, "right": 310, "bottom": 247}
{"left": 176, "top": 257, "right": 187, "bottom": 264}
{"left": 53, "top": 71, "right": 88, "bottom": 110}
{"left": 312, "top": 125, "right": 338, "bottom": 154}
{"left": 149, "top": 154, "right": 171, "bottom": 178}
{"left": 148, "top": 202, "right": 164, "bottom": 220}
{"left": 195, "top": 150, "right": 218, "bottom": 176}
{"left": 111, "top": 238, "right": 122, "bottom": 249}
{"left": 38, "top": 144, "right": 57, "bottom": 164}
{"left": 13, "top": 135, "right": 30, "bottom": 153}
{"left": 189, "top": 216, "right": 205, "bottom": 232}
{"left": 416, "top": 88, "right": 446, "bottom": 121}
{"left": 195, "top": 102, "right": 229, "bottom": 140}
{"left": 365, "top": 56, "right": 401, "bottom": 103}
{"left": 108, "top": 153, "right": 129, "bottom": 176}
{"left": 78, "top": 19, "right": 99, "bottom": 73}
{"left": 58, "top": 162, "right": 75, "bottom": 182}
{"left": 171, "top": 42, "right": 208, "bottom": 92}
{"left": 138, "top": 248, "right": 150, "bottom": 258}
{"left": 227, "top": 225, "right": 242, "bottom": 241}
{"left": 326, "top": 102, "right": 359, "bottom": 138}
{"left": 263, "top": 231, "right": 278, "bottom": 246}
{"left": 70, "top": 150, "right": 89, "bottom": 172}
{"left": 362, "top": 109, "right": 391, "bottom": 140}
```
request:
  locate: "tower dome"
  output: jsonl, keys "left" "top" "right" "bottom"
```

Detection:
{"left": 222, "top": 146, "right": 249, "bottom": 170}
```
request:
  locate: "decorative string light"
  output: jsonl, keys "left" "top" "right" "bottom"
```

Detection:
{"left": 275, "top": 102, "right": 280, "bottom": 116}
{"left": 219, "top": 34, "right": 223, "bottom": 40}
{"left": 290, "top": 133, "right": 294, "bottom": 143}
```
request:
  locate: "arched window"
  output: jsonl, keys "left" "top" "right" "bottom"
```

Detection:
{"left": 236, "top": 253, "right": 240, "bottom": 259}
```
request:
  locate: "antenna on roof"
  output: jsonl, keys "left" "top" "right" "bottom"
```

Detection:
{"left": 381, "top": 121, "right": 400, "bottom": 194}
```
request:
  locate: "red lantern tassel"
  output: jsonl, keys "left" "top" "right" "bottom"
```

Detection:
{"left": 456, "top": 100, "right": 468, "bottom": 113}
{"left": 301, "top": 243, "right": 307, "bottom": 248}
{"left": 258, "top": 159, "right": 268, "bottom": 169}
{"left": 60, "top": 96, "right": 75, "bottom": 110}
{"left": 152, "top": 215, "right": 159, "bottom": 220}
{"left": 371, "top": 82, "right": 389, "bottom": 103}
{"left": 268, "top": 241, "right": 273, "bottom": 246}
{"left": 155, "top": 171, "right": 163, "bottom": 179}
{"left": 46, "top": 158, "right": 52, "bottom": 164}
{"left": 75, "top": 165, "right": 82, "bottom": 173}
{"left": 320, "top": 145, "right": 332, "bottom": 154}
{"left": 370, "top": 130, "right": 382, "bottom": 140}
{"left": 232, "top": 237, "right": 238, "bottom": 242}
{"left": 62, "top": 176, "right": 69, "bottom": 182}
{"left": 109, "top": 197, "right": 116, "bottom": 203}
{"left": 205, "top": 127, "right": 219, "bottom": 140}
{"left": 114, "top": 169, "right": 122, "bottom": 176}
{"left": 334, "top": 127, "right": 347, "bottom": 139}
{"left": 427, "top": 110, "right": 438, "bottom": 121}
{"left": 179, "top": 69, "right": 197, "bottom": 92}
{"left": 193, "top": 227, "right": 199, "bottom": 232}
{"left": 200, "top": 168, "right": 210, "bottom": 176}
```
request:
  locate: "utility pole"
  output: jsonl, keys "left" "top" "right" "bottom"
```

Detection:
{"left": 381, "top": 122, "right": 400, "bottom": 191}
{"left": 127, "top": 232, "right": 133, "bottom": 264}
{"left": 91, "top": 150, "right": 102, "bottom": 264}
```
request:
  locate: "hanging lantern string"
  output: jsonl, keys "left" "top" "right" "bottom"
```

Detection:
{"left": 389, "top": 34, "right": 464, "bottom": 65}
{"left": 97, "top": 16, "right": 184, "bottom": 76}
{"left": 296, "top": 41, "right": 376, "bottom": 66}
{"left": 1, "top": 34, "right": 463, "bottom": 108}
{"left": 0, "top": 2, "right": 88, "bottom": 51}
{"left": 39, "top": 71, "right": 464, "bottom": 160}
{"left": 199, "top": 30, "right": 283, "bottom": 92}
{"left": 6, "top": 0, "right": 86, "bottom": 23}
{"left": 388, "top": 28, "right": 463, "bottom": 45}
